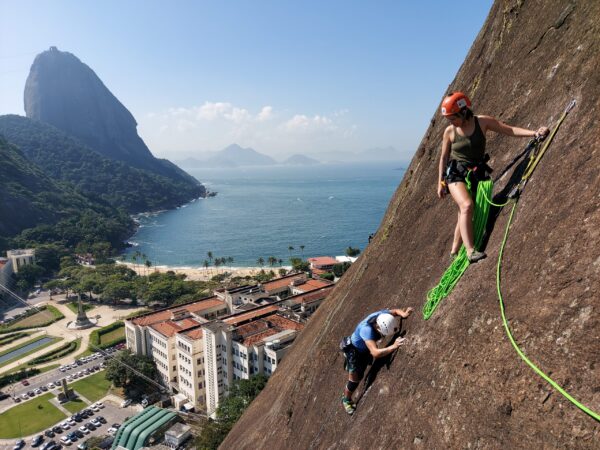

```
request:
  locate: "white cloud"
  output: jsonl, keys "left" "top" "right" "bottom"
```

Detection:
{"left": 139, "top": 100, "right": 357, "bottom": 157}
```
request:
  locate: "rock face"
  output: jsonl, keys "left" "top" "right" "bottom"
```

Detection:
{"left": 222, "top": 1, "right": 600, "bottom": 449}
{"left": 24, "top": 47, "right": 200, "bottom": 186}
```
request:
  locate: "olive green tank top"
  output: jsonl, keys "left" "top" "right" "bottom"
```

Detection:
{"left": 450, "top": 116, "right": 486, "bottom": 163}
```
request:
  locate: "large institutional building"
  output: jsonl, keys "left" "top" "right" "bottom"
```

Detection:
{"left": 125, "top": 273, "right": 333, "bottom": 415}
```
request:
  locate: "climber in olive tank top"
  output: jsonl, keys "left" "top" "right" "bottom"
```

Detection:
{"left": 437, "top": 92, "right": 549, "bottom": 264}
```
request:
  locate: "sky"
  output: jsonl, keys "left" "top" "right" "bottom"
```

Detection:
{"left": 0, "top": 1, "right": 493, "bottom": 161}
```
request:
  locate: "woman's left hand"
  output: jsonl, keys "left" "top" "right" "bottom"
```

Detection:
{"left": 535, "top": 126, "right": 549, "bottom": 138}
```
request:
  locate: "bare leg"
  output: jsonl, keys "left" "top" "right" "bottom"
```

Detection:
{"left": 448, "top": 182, "right": 475, "bottom": 253}
{"left": 451, "top": 210, "right": 462, "bottom": 254}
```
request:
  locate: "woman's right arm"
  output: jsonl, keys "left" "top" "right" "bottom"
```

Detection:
{"left": 437, "top": 127, "right": 452, "bottom": 198}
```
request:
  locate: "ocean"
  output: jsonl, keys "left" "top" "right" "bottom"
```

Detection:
{"left": 123, "top": 162, "right": 405, "bottom": 267}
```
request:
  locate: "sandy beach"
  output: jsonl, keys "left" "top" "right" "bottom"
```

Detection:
{"left": 116, "top": 261, "right": 291, "bottom": 281}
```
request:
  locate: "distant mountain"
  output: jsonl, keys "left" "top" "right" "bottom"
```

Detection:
{"left": 281, "top": 154, "right": 320, "bottom": 165}
{"left": 178, "top": 144, "right": 277, "bottom": 168}
{"left": 23, "top": 47, "right": 204, "bottom": 196}
{"left": 0, "top": 115, "right": 204, "bottom": 213}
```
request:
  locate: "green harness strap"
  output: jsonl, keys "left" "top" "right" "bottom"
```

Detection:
{"left": 423, "top": 176, "right": 493, "bottom": 320}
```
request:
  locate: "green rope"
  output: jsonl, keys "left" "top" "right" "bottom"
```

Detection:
{"left": 423, "top": 178, "right": 494, "bottom": 320}
{"left": 481, "top": 188, "right": 512, "bottom": 208}
{"left": 497, "top": 201, "right": 600, "bottom": 421}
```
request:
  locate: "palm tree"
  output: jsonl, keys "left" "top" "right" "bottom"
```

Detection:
{"left": 141, "top": 253, "right": 147, "bottom": 276}
{"left": 257, "top": 257, "right": 265, "bottom": 268}
{"left": 207, "top": 251, "right": 213, "bottom": 264}
{"left": 214, "top": 258, "right": 221, "bottom": 273}
{"left": 300, "top": 245, "right": 305, "bottom": 257}
{"left": 278, "top": 258, "right": 283, "bottom": 266}
{"left": 227, "top": 256, "right": 234, "bottom": 265}
{"left": 268, "top": 256, "right": 277, "bottom": 267}
{"left": 145, "top": 259, "right": 152, "bottom": 276}
{"left": 288, "top": 246, "right": 294, "bottom": 260}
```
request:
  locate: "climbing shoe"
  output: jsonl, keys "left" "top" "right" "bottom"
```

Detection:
{"left": 341, "top": 396, "right": 355, "bottom": 415}
{"left": 449, "top": 252, "right": 458, "bottom": 263}
{"left": 467, "top": 250, "right": 487, "bottom": 263}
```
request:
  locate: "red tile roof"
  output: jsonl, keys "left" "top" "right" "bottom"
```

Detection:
{"left": 262, "top": 275, "right": 304, "bottom": 292}
{"left": 223, "top": 305, "right": 280, "bottom": 326}
{"left": 294, "top": 278, "right": 332, "bottom": 292}
{"left": 131, "top": 297, "right": 225, "bottom": 326}
{"left": 236, "top": 314, "right": 303, "bottom": 347}
{"left": 308, "top": 256, "right": 337, "bottom": 267}
{"left": 183, "top": 328, "right": 203, "bottom": 339}
{"left": 150, "top": 317, "right": 201, "bottom": 337}
{"left": 291, "top": 285, "right": 334, "bottom": 304}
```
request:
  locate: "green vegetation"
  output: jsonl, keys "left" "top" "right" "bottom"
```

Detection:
{"left": 195, "top": 375, "right": 268, "bottom": 449}
{"left": 67, "top": 301, "right": 95, "bottom": 314}
{"left": 61, "top": 397, "right": 87, "bottom": 414}
{"left": 290, "top": 257, "right": 310, "bottom": 273}
{"left": 89, "top": 322, "right": 125, "bottom": 351}
{"left": 29, "top": 339, "right": 80, "bottom": 365}
{"left": 105, "top": 350, "right": 157, "bottom": 400}
{"left": 345, "top": 246, "right": 361, "bottom": 257}
{"left": 0, "top": 115, "right": 204, "bottom": 214}
{"left": 0, "top": 335, "right": 62, "bottom": 369}
{"left": 0, "top": 136, "right": 133, "bottom": 256}
{"left": 70, "top": 370, "right": 111, "bottom": 402}
{"left": 0, "top": 305, "right": 64, "bottom": 333}
{"left": 332, "top": 262, "right": 352, "bottom": 278}
{"left": 0, "top": 332, "right": 30, "bottom": 346}
{"left": 3, "top": 363, "right": 59, "bottom": 378}
{"left": 0, "top": 392, "right": 66, "bottom": 438}
{"left": 318, "top": 272, "right": 335, "bottom": 281}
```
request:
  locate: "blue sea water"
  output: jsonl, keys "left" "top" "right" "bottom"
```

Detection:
{"left": 124, "top": 162, "right": 405, "bottom": 267}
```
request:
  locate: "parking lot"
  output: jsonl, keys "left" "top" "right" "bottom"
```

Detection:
{"left": 0, "top": 399, "right": 140, "bottom": 450}
{"left": 1, "top": 346, "right": 124, "bottom": 410}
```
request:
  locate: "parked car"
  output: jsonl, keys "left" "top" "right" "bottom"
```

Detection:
{"left": 96, "top": 416, "right": 106, "bottom": 424}
{"left": 34, "top": 388, "right": 43, "bottom": 395}
{"left": 77, "top": 442, "right": 88, "bottom": 450}
{"left": 41, "top": 440, "right": 56, "bottom": 450}
{"left": 52, "top": 426, "right": 63, "bottom": 434}
{"left": 107, "top": 427, "right": 117, "bottom": 435}
{"left": 0, "top": 392, "right": 10, "bottom": 400}
{"left": 21, "top": 394, "right": 29, "bottom": 400}
{"left": 48, "top": 445, "right": 62, "bottom": 450}
{"left": 61, "top": 422, "right": 71, "bottom": 431}
{"left": 73, "top": 430, "right": 84, "bottom": 439}
{"left": 94, "top": 401, "right": 104, "bottom": 409}
{"left": 47, "top": 382, "right": 56, "bottom": 389}
{"left": 111, "top": 423, "right": 121, "bottom": 429}
{"left": 120, "top": 399, "right": 132, "bottom": 408}
{"left": 14, "top": 439, "right": 25, "bottom": 450}
{"left": 31, "top": 435, "right": 44, "bottom": 447}
{"left": 78, "top": 426, "right": 89, "bottom": 435}
{"left": 21, "top": 380, "right": 30, "bottom": 386}
{"left": 85, "top": 423, "right": 96, "bottom": 431}
{"left": 41, "top": 385, "right": 49, "bottom": 392}
{"left": 44, "top": 430, "right": 55, "bottom": 438}
{"left": 13, "top": 396, "right": 22, "bottom": 403}
{"left": 90, "top": 419, "right": 101, "bottom": 427}
{"left": 60, "top": 436, "right": 71, "bottom": 446}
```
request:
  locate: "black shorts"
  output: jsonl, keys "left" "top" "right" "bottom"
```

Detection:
{"left": 343, "top": 346, "right": 373, "bottom": 379}
{"left": 445, "top": 159, "right": 491, "bottom": 188}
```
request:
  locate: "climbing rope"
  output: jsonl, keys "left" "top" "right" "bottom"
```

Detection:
{"left": 496, "top": 199, "right": 600, "bottom": 421}
{"left": 423, "top": 177, "right": 493, "bottom": 320}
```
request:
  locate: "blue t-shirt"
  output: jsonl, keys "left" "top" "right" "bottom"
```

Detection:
{"left": 350, "top": 309, "right": 390, "bottom": 353}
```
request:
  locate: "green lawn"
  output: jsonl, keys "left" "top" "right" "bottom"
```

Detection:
{"left": 61, "top": 397, "right": 87, "bottom": 414}
{"left": 99, "top": 327, "right": 125, "bottom": 345}
{"left": 0, "top": 336, "right": 62, "bottom": 369}
{"left": 70, "top": 370, "right": 111, "bottom": 402}
{"left": 0, "top": 393, "right": 66, "bottom": 438}
{"left": 3, "top": 363, "right": 60, "bottom": 377}
{"left": 2, "top": 306, "right": 64, "bottom": 331}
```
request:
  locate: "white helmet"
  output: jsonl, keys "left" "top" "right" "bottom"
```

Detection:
{"left": 376, "top": 313, "right": 399, "bottom": 336}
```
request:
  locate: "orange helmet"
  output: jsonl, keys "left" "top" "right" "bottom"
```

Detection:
{"left": 441, "top": 92, "right": 472, "bottom": 116}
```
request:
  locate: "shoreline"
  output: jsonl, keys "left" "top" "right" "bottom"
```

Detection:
{"left": 116, "top": 261, "right": 291, "bottom": 282}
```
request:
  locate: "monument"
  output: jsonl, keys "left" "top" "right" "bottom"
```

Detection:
{"left": 67, "top": 295, "right": 95, "bottom": 329}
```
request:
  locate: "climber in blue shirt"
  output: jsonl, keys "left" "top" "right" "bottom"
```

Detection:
{"left": 340, "top": 306, "right": 413, "bottom": 415}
